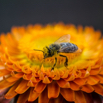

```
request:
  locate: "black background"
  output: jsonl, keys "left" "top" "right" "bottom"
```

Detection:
{"left": 0, "top": 0, "right": 103, "bottom": 33}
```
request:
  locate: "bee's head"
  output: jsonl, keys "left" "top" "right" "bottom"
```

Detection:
{"left": 43, "top": 46, "right": 52, "bottom": 59}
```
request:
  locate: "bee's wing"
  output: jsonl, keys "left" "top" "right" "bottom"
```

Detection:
{"left": 59, "top": 45, "right": 82, "bottom": 53}
{"left": 54, "top": 34, "right": 70, "bottom": 44}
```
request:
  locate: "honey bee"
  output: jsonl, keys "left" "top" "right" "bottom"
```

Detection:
{"left": 34, "top": 34, "right": 81, "bottom": 69}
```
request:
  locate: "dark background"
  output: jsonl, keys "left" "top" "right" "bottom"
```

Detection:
{"left": 0, "top": 0, "right": 103, "bottom": 33}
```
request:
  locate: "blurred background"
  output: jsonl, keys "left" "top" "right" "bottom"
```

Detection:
{"left": 0, "top": 0, "right": 103, "bottom": 33}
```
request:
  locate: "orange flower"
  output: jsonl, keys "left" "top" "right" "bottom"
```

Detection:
{"left": 0, "top": 23, "right": 103, "bottom": 103}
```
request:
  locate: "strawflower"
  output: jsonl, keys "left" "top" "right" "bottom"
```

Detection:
{"left": 0, "top": 23, "right": 103, "bottom": 103}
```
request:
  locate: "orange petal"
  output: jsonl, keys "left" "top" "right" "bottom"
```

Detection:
{"left": 73, "top": 78, "right": 87, "bottom": 86}
{"left": 64, "top": 74, "right": 75, "bottom": 81}
{"left": 57, "top": 79, "right": 67, "bottom": 87}
{"left": 43, "top": 76, "right": 51, "bottom": 84}
{"left": 14, "top": 72, "right": 24, "bottom": 78}
{"left": 48, "top": 81, "right": 60, "bottom": 98}
{"left": 17, "top": 89, "right": 30, "bottom": 103}
{"left": 6, "top": 76, "right": 20, "bottom": 82}
{"left": 96, "top": 75, "right": 103, "bottom": 83}
{"left": 60, "top": 88, "right": 74, "bottom": 101}
{"left": 15, "top": 79, "right": 29, "bottom": 94}
{"left": 35, "top": 81, "right": 46, "bottom": 93}
{"left": 87, "top": 76, "right": 99, "bottom": 85}
{"left": 23, "top": 74, "right": 32, "bottom": 80}
{"left": 5, "top": 81, "right": 21, "bottom": 99}
{"left": 92, "top": 84, "right": 103, "bottom": 95}
{"left": 27, "top": 80, "right": 36, "bottom": 87}
{"left": 28, "top": 88, "right": 40, "bottom": 101}
{"left": 49, "top": 94, "right": 63, "bottom": 103}
{"left": 0, "top": 79, "right": 15, "bottom": 89}
{"left": 90, "top": 68, "right": 101, "bottom": 75}
{"left": 38, "top": 87, "right": 49, "bottom": 103}
{"left": 75, "top": 91, "right": 86, "bottom": 103}
{"left": 81, "top": 84, "right": 94, "bottom": 93}
{"left": 0, "top": 69, "right": 11, "bottom": 77}
{"left": 70, "top": 81, "right": 80, "bottom": 90}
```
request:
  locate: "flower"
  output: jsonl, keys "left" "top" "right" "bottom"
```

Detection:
{"left": 0, "top": 23, "right": 103, "bottom": 103}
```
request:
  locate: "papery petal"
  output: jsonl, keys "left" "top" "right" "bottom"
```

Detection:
{"left": 70, "top": 81, "right": 80, "bottom": 90}
{"left": 92, "top": 84, "right": 103, "bottom": 95}
{"left": 0, "top": 69, "right": 11, "bottom": 77}
{"left": 48, "top": 81, "right": 60, "bottom": 98}
{"left": 81, "top": 84, "right": 94, "bottom": 93}
{"left": 28, "top": 88, "right": 40, "bottom": 101}
{"left": 49, "top": 94, "right": 63, "bottom": 103}
{"left": 73, "top": 78, "right": 87, "bottom": 86}
{"left": 17, "top": 89, "right": 30, "bottom": 103}
{"left": 87, "top": 76, "right": 100, "bottom": 85}
{"left": 4, "top": 80, "right": 21, "bottom": 99}
{"left": 0, "top": 79, "right": 15, "bottom": 89}
{"left": 35, "top": 81, "right": 46, "bottom": 93}
{"left": 75, "top": 91, "right": 86, "bottom": 103}
{"left": 38, "top": 87, "right": 49, "bottom": 103}
{"left": 60, "top": 88, "right": 74, "bottom": 101}
{"left": 15, "top": 79, "right": 29, "bottom": 94}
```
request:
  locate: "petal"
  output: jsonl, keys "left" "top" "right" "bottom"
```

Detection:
{"left": 60, "top": 88, "right": 74, "bottom": 101}
{"left": 57, "top": 79, "right": 67, "bottom": 87}
{"left": 0, "top": 79, "right": 15, "bottom": 89}
{"left": 38, "top": 87, "right": 49, "bottom": 103}
{"left": 15, "top": 79, "right": 29, "bottom": 94}
{"left": 17, "top": 89, "right": 30, "bottom": 103}
{"left": 0, "top": 69, "right": 11, "bottom": 77}
{"left": 70, "top": 81, "right": 80, "bottom": 90}
{"left": 49, "top": 94, "right": 63, "bottom": 103}
{"left": 87, "top": 76, "right": 99, "bottom": 85}
{"left": 97, "top": 75, "right": 103, "bottom": 83}
{"left": 75, "top": 91, "right": 86, "bottom": 103}
{"left": 90, "top": 68, "right": 101, "bottom": 75}
{"left": 92, "top": 84, "right": 103, "bottom": 95}
{"left": 28, "top": 88, "right": 40, "bottom": 102}
{"left": 35, "top": 81, "right": 46, "bottom": 93}
{"left": 43, "top": 76, "right": 51, "bottom": 84}
{"left": 4, "top": 81, "right": 20, "bottom": 99}
{"left": 6, "top": 76, "right": 20, "bottom": 82}
{"left": 48, "top": 81, "right": 60, "bottom": 98}
{"left": 81, "top": 84, "right": 94, "bottom": 93}
{"left": 73, "top": 78, "right": 87, "bottom": 86}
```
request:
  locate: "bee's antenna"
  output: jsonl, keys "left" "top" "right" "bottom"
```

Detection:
{"left": 33, "top": 49, "right": 44, "bottom": 53}
{"left": 46, "top": 46, "right": 51, "bottom": 51}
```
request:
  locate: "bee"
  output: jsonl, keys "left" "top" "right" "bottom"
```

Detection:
{"left": 34, "top": 34, "right": 81, "bottom": 69}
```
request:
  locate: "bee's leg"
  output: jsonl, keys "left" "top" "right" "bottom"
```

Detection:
{"left": 52, "top": 57, "right": 57, "bottom": 70}
{"left": 59, "top": 54, "right": 68, "bottom": 67}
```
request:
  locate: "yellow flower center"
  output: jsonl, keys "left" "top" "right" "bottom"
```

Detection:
{"left": 18, "top": 28, "right": 82, "bottom": 70}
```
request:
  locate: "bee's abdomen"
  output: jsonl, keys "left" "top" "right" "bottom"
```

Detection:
{"left": 59, "top": 43, "right": 78, "bottom": 53}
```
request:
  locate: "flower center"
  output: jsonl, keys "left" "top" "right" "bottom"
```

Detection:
{"left": 18, "top": 34, "right": 82, "bottom": 69}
